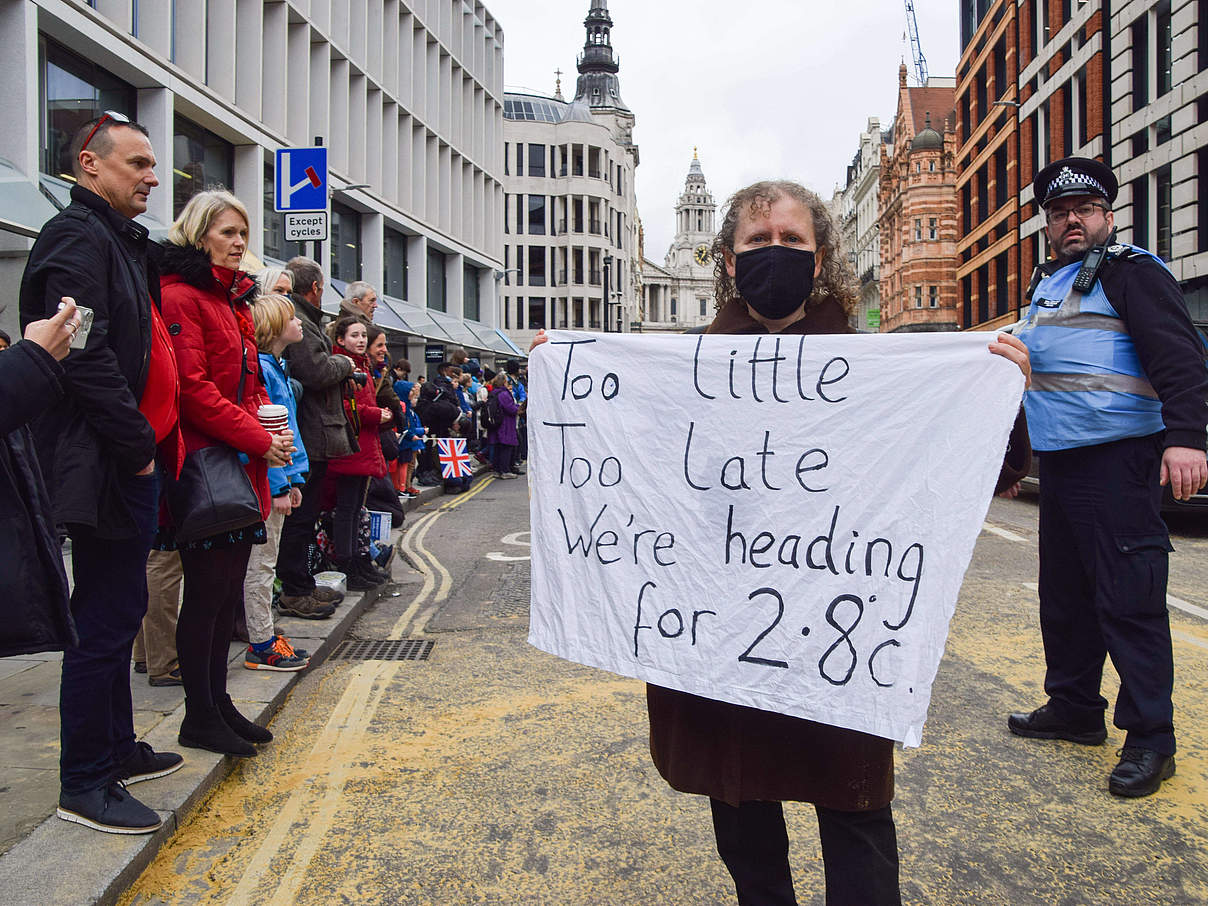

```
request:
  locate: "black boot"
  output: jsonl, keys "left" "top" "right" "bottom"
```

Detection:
{"left": 179, "top": 705, "right": 256, "bottom": 757}
{"left": 218, "top": 696, "right": 273, "bottom": 744}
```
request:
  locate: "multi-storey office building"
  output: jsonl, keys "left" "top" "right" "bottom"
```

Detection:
{"left": 879, "top": 66, "right": 961, "bottom": 333}
{"left": 499, "top": 0, "right": 640, "bottom": 348}
{"left": 956, "top": 0, "right": 1025, "bottom": 331}
{"left": 0, "top": 0, "right": 517, "bottom": 363}
{"left": 1111, "top": 0, "right": 1208, "bottom": 323}
{"left": 641, "top": 152, "right": 716, "bottom": 333}
{"left": 835, "top": 117, "right": 889, "bottom": 331}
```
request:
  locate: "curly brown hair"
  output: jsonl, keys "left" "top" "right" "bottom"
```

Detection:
{"left": 710, "top": 180, "right": 857, "bottom": 316}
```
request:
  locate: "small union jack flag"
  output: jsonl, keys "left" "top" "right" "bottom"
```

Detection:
{"left": 436, "top": 437, "right": 474, "bottom": 479}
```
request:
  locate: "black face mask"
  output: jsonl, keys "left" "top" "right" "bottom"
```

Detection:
{"left": 734, "top": 245, "right": 816, "bottom": 321}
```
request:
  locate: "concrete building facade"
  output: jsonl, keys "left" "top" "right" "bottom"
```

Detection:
{"left": 879, "top": 67, "right": 961, "bottom": 333}
{"left": 0, "top": 0, "right": 516, "bottom": 362}
{"left": 1110, "top": 0, "right": 1208, "bottom": 323}
{"left": 835, "top": 117, "right": 889, "bottom": 331}
{"left": 641, "top": 152, "right": 716, "bottom": 333}
{"left": 499, "top": 0, "right": 641, "bottom": 347}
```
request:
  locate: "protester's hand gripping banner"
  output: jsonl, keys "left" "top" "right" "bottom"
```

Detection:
{"left": 527, "top": 331, "right": 1025, "bottom": 747}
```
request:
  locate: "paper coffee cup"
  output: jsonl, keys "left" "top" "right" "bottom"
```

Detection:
{"left": 258, "top": 404, "right": 290, "bottom": 435}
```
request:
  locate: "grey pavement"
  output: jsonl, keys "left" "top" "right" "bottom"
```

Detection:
{"left": 0, "top": 468, "right": 488, "bottom": 906}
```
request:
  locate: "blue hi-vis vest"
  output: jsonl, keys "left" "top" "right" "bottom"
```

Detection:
{"left": 1016, "top": 244, "right": 1166, "bottom": 452}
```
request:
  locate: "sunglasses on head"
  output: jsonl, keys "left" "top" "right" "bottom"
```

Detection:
{"left": 80, "top": 110, "right": 132, "bottom": 153}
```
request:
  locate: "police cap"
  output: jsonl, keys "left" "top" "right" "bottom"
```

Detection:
{"left": 1033, "top": 156, "right": 1118, "bottom": 208}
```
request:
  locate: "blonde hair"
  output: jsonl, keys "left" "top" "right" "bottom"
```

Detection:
{"left": 167, "top": 188, "right": 250, "bottom": 249}
{"left": 252, "top": 293, "right": 296, "bottom": 352}
{"left": 256, "top": 266, "right": 293, "bottom": 295}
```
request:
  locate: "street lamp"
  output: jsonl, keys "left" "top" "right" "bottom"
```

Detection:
{"left": 602, "top": 253, "right": 612, "bottom": 333}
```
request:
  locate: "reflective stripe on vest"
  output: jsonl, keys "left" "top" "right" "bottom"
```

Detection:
{"left": 1017, "top": 245, "right": 1166, "bottom": 451}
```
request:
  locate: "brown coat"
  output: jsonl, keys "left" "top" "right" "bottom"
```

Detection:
{"left": 647, "top": 295, "right": 895, "bottom": 811}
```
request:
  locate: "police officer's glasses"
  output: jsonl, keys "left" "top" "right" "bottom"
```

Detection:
{"left": 1045, "top": 202, "right": 1109, "bottom": 226}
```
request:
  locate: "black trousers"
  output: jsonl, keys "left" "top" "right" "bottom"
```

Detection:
{"left": 709, "top": 799, "right": 900, "bottom": 906}
{"left": 59, "top": 471, "right": 159, "bottom": 794}
{"left": 177, "top": 541, "right": 253, "bottom": 712}
{"left": 333, "top": 474, "right": 369, "bottom": 561}
{"left": 277, "top": 460, "right": 327, "bottom": 596}
{"left": 1037, "top": 432, "right": 1176, "bottom": 754}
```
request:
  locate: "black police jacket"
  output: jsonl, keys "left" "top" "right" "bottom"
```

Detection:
{"left": 0, "top": 341, "right": 76, "bottom": 657}
{"left": 18, "top": 185, "right": 160, "bottom": 538}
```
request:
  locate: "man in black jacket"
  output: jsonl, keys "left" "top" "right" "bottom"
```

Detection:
{"left": 19, "top": 114, "right": 183, "bottom": 835}
{"left": 276, "top": 257, "right": 355, "bottom": 614}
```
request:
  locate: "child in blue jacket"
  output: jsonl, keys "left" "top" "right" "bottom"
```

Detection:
{"left": 245, "top": 293, "right": 318, "bottom": 671}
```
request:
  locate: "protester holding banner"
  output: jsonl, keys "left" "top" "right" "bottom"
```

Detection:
{"left": 530, "top": 178, "right": 1030, "bottom": 906}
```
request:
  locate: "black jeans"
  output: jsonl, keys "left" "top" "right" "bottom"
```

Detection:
{"left": 1037, "top": 432, "right": 1176, "bottom": 754}
{"left": 177, "top": 541, "right": 253, "bottom": 711}
{"left": 59, "top": 470, "right": 159, "bottom": 795}
{"left": 333, "top": 474, "right": 369, "bottom": 561}
{"left": 277, "top": 460, "right": 327, "bottom": 596}
{"left": 490, "top": 442, "right": 515, "bottom": 476}
{"left": 709, "top": 799, "right": 901, "bottom": 906}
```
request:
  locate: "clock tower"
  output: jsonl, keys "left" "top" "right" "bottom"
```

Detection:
{"left": 666, "top": 150, "right": 717, "bottom": 275}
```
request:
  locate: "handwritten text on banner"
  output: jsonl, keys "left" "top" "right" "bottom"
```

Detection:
{"left": 526, "top": 331, "right": 1024, "bottom": 747}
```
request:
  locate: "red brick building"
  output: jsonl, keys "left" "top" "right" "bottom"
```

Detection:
{"left": 957, "top": 0, "right": 1109, "bottom": 330}
{"left": 878, "top": 65, "right": 960, "bottom": 333}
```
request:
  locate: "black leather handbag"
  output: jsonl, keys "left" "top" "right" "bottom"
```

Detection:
{"left": 166, "top": 445, "right": 261, "bottom": 543}
{"left": 165, "top": 338, "right": 262, "bottom": 543}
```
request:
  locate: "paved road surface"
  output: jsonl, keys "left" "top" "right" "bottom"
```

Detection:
{"left": 118, "top": 479, "right": 1208, "bottom": 905}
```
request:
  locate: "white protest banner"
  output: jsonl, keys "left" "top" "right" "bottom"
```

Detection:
{"left": 527, "top": 330, "right": 1025, "bottom": 747}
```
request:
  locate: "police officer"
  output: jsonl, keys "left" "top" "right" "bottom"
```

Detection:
{"left": 1009, "top": 157, "right": 1208, "bottom": 797}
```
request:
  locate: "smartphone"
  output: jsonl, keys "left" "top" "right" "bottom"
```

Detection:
{"left": 69, "top": 306, "right": 94, "bottom": 350}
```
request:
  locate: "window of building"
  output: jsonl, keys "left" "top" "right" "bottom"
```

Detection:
{"left": 1157, "top": 0, "right": 1173, "bottom": 97}
{"left": 1040, "top": 99, "right": 1051, "bottom": 169}
{"left": 994, "top": 39, "right": 1007, "bottom": 98}
{"left": 670, "top": 297, "right": 677, "bottom": 318}
{"left": 1060, "top": 83, "right": 1073, "bottom": 158}
{"left": 572, "top": 145, "right": 584, "bottom": 176}
{"left": 1132, "top": 175, "right": 1150, "bottom": 249}
{"left": 385, "top": 227, "right": 409, "bottom": 300}
{"left": 573, "top": 297, "right": 584, "bottom": 328}
{"left": 975, "top": 69, "right": 987, "bottom": 123}
{"left": 515, "top": 298, "right": 524, "bottom": 330}
{"left": 516, "top": 142, "right": 524, "bottom": 175}
{"left": 1041, "top": 0, "right": 1051, "bottom": 46}
{"left": 1156, "top": 114, "right": 1172, "bottom": 146}
{"left": 427, "top": 247, "right": 446, "bottom": 311}
{"left": 528, "top": 195, "right": 546, "bottom": 235}
{"left": 977, "top": 264, "right": 990, "bottom": 324}
{"left": 528, "top": 298, "right": 546, "bottom": 330}
{"left": 995, "top": 147, "right": 1008, "bottom": 208}
{"left": 929, "top": 160, "right": 936, "bottom": 172}
{"left": 504, "top": 142, "right": 509, "bottom": 176}
{"left": 38, "top": 36, "right": 137, "bottom": 181}
{"left": 1156, "top": 164, "right": 1172, "bottom": 260}
{"left": 961, "top": 94, "right": 971, "bottom": 142}
{"left": 978, "top": 164, "right": 990, "bottom": 222}
{"left": 330, "top": 202, "right": 362, "bottom": 282}
{"left": 914, "top": 218, "right": 922, "bottom": 241}
{"left": 962, "top": 274, "right": 973, "bottom": 328}
{"left": 928, "top": 285, "right": 939, "bottom": 308}
{"left": 928, "top": 217, "right": 938, "bottom": 240}
{"left": 528, "top": 245, "right": 546, "bottom": 287}
{"left": 528, "top": 143, "right": 546, "bottom": 178}
{"left": 515, "top": 195, "right": 524, "bottom": 235}
{"left": 173, "top": 115, "right": 234, "bottom": 217}
{"left": 1133, "top": 16, "right": 1149, "bottom": 109}
{"left": 263, "top": 161, "right": 304, "bottom": 263}
{"left": 1076, "top": 67, "right": 1088, "bottom": 148}
{"left": 573, "top": 247, "right": 584, "bottom": 284}
{"left": 995, "top": 251, "right": 1009, "bottom": 317}
{"left": 914, "top": 285, "right": 923, "bottom": 308}
{"left": 699, "top": 297, "right": 708, "bottom": 317}
{"left": 463, "top": 264, "right": 480, "bottom": 321}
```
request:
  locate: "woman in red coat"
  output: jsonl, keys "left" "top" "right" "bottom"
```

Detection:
{"left": 326, "top": 316, "right": 390, "bottom": 588}
{"left": 160, "top": 190, "right": 294, "bottom": 758}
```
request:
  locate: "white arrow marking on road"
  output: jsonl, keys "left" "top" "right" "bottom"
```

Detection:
{"left": 487, "top": 530, "right": 531, "bottom": 561}
{"left": 982, "top": 522, "right": 1027, "bottom": 543}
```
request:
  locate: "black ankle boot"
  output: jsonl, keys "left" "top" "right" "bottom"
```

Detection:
{"left": 218, "top": 696, "right": 273, "bottom": 744}
{"left": 179, "top": 705, "right": 256, "bottom": 757}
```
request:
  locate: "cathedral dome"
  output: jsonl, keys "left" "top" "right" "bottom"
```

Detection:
{"left": 560, "top": 97, "right": 596, "bottom": 124}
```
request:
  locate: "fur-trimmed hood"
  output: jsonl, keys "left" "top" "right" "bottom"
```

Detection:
{"left": 158, "top": 241, "right": 259, "bottom": 303}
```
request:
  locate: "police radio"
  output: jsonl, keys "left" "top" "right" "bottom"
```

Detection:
{"left": 1071, "top": 229, "right": 1117, "bottom": 294}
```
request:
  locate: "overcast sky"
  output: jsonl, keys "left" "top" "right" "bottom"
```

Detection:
{"left": 487, "top": 0, "right": 960, "bottom": 263}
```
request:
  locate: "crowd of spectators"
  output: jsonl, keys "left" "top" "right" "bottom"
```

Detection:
{"left": 0, "top": 113, "right": 527, "bottom": 836}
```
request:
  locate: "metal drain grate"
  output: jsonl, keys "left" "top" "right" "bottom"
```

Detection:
{"left": 330, "top": 639, "right": 435, "bottom": 661}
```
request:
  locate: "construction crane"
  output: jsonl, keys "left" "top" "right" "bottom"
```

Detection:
{"left": 904, "top": 0, "right": 929, "bottom": 86}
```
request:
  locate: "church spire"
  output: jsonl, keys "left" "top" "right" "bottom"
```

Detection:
{"left": 574, "top": 0, "right": 628, "bottom": 110}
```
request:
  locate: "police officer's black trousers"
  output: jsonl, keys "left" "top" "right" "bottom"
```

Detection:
{"left": 1037, "top": 432, "right": 1176, "bottom": 755}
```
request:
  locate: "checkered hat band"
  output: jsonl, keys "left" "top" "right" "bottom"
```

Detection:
{"left": 1048, "top": 168, "right": 1106, "bottom": 198}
